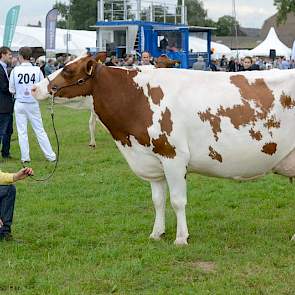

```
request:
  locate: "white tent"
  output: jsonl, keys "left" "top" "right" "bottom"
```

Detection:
{"left": 0, "top": 25, "right": 96, "bottom": 55}
{"left": 249, "top": 27, "right": 291, "bottom": 58}
{"left": 189, "top": 36, "right": 232, "bottom": 59}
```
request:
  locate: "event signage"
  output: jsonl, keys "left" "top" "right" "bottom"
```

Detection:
{"left": 3, "top": 5, "right": 21, "bottom": 47}
{"left": 292, "top": 40, "right": 295, "bottom": 60}
{"left": 45, "top": 8, "right": 59, "bottom": 51}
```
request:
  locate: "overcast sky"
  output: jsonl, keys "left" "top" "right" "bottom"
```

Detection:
{"left": 0, "top": 0, "right": 277, "bottom": 29}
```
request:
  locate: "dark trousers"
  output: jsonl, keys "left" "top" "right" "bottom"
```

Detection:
{"left": 0, "top": 113, "right": 13, "bottom": 158}
{"left": 0, "top": 185, "right": 16, "bottom": 235}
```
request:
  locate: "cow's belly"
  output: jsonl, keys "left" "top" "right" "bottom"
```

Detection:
{"left": 115, "top": 140, "right": 164, "bottom": 181}
{"left": 186, "top": 125, "right": 295, "bottom": 180}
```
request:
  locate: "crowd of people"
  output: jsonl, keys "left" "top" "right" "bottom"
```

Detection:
{"left": 202, "top": 54, "right": 295, "bottom": 72}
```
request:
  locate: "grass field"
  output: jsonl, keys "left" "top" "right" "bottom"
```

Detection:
{"left": 1, "top": 102, "right": 295, "bottom": 295}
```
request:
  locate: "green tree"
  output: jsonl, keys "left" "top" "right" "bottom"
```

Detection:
{"left": 274, "top": 0, "right": 295, "bottom": 24}
{"left": 53, "top": 0, "right": 97, "bottom": 30}
{"left": 177, "top": 0, "right": 214, "bottom": 26}
{"left": 216, "top": 15, "right": 244, "bottom": 36}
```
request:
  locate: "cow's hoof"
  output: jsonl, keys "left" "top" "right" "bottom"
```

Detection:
{"left": 88, "top": 144, "right": 96, "bottom": 148}
{"left": 174, "top": 237, "right": 188, "bottom": 246}
{"left": 291, "top": 234, "right": 295, "bottom": 241}
{"left": 149, "top": 232, "right": 165, "bottom": 240}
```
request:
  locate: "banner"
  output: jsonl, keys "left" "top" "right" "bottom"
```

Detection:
{"left": 292, "top": 40, "right": 295, "bottom": 60}
{"left": 45, "top": 8, "right": 59, "bottom": 51}
{"left": 3, "top": 5, "right": 21, "bottom": 47}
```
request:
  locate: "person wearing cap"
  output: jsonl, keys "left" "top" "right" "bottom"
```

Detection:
{"left": 0, "top": 167, "right": 33, "bottom": 241}
{"left": 9, "top": 47, "right": 56, "bottom": 164}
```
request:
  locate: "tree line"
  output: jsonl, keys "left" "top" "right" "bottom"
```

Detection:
{"left": 53, "top": 0, "right": 293, "bottom": 35}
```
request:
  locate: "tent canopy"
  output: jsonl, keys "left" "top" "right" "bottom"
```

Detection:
{"left": 189, "top": 36, "right": 231, "bottom": 59}
{"left": 0, "top": 25, "right": 96, "bottom": 56}
{"left": 249, "top": 27, "right": 291, "bottom": 58}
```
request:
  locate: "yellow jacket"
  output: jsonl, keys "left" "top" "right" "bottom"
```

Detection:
{"left": 0, "top": 170, "right": 14, "bottom": 184}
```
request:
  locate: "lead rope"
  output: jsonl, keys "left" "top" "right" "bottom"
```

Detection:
{"left": 22, "top": 96, "right": 60, "bottom": 181}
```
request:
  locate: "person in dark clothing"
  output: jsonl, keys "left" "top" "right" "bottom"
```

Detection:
{"left": 239, "top": 56, "right": 260, "bottom": 71}
{"left": 105, "top": 56, "right": 118, "bottom": 66}
{"left": 159, "top": 35, "right": 169, "bottom": 51}
{"left": 0, "top": 47, "right": 14, "bottom": 160}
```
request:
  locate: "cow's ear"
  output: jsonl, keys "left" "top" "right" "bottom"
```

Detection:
{"left": 85, "top": 59, "right": 97, "bottom": 76}
{"left": 94, "top": 51, "right": 107, "bottom": 63}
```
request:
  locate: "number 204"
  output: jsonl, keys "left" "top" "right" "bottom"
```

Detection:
{"left": 18, "top": 73, "right": 36, "bottom": 84}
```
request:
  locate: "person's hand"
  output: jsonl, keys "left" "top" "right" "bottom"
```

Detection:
{"left": 13, "top": 167, "right": 34, "bottom": 181}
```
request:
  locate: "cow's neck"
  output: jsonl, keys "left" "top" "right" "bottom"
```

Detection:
{"left": 92, "top": 66, "right": 153, "bottom": 147}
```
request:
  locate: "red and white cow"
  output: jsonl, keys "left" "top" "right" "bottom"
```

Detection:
{"left": 32, "top": 53, "right": 295, "bottom": 245}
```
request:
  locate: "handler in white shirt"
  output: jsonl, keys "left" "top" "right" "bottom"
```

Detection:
{"left": 9, "top": 47, "right": 56, "bottom": 163}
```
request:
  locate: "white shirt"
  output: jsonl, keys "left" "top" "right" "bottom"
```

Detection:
{"left": 9, "top": 62, "right": 44, "bottom": 103}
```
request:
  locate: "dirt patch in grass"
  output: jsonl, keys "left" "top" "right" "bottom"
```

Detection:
{"left": 191, "top": 260, "right": 217, "bottom": 273}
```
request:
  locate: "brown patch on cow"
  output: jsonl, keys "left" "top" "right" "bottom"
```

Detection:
{"left": 147, "top": 84, "right": 164, "bottom": 105}
{"left": 159, "top": 108, "right": 173, "bottom": 135}
{"left": 209, "top": 146, "right": 223, "bottom": 163}
{"left": 249, "top": 128, "right": 262, "bottom": 141}
{"left": 198, "top": 75, "right": 278, "bottom": 142}
{"left": 280, "top": 92, "right": 295, "bottom": 109}
{"left": 198, "top": 108, "right": 221, "bottom": 141}
{"left": 217, "top": 102, "right": 256, "bottom": 129}
{"left": 263, "top": 115, "right": 280, "bottom": 129}
{"left": 152, "top": 134, "right": 176, "bottom": 158}
{"left": 261, "top": 142, "right": 277, "bottom": 155}
{"left": 93, "top": 66, "right": 153, "bottom": 147}
{"left": 228, "top": 75, "right": 275, "bottom": 124}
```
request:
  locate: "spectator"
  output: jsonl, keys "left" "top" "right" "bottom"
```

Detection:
{"left": 38, "top": 60, "right": 46, "bottom": 76}
{"left": 281, "top": 57, "right": 290, "bottom": 70}
{"left": 159, "top": 35, "right": 169, "bottom": 51}
{"left": 0, "top": 167, "right": 33, "bottom": 241}
{"left": 140, "top": 52, "right": 153, "bottom": 66}
{"left": 192, "top": 56, "right": 207, "bottom": 71}
{"left": 209, "top": 59, "right": 219, "bottom": 71}
{"left": 105, "top": 56, "right": 118, "bottom": 66}
{"left": 227, "top": 57, "right": 238, "bottom": 72}
{"left": 123, "top": 54, "right": 135, "bottom": 68}
{"left": 220, "top": 54, "right": 227, "bottom": 68}
{"left": 9, "top": 47, "right": 56, "bottom": 163}
{"left": 239, "top": 56, "right": 259, "bottom": 71}
{"left": 44, "top": 59, "right": 55, "bottom": 76}
{"left": 0, "top": 46, "right": 14, "bottom": 160}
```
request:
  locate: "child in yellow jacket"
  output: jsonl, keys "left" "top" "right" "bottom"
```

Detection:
{"left": 0, "top": 167, "right": 33, "bottom": 241}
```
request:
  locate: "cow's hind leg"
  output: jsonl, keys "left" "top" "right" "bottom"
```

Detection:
{"left": 163, "top": 160, "right": 189, "bottom": 245}
{"left": 149, "top": 180, "right": 167, "bottom": 240}
{"left": 89, "top": 110, "right": 96, "bottom": 147}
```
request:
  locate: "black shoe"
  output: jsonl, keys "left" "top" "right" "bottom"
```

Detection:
{"left": 0, "top": 233, "right": 13, "bottom": 241}
{"left": 2, "top": 155, "right": 12, "bottom": 160}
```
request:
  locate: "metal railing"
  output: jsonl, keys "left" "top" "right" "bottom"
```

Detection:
{"left": 98, "top": 0, "right": 187, "bottom": 24}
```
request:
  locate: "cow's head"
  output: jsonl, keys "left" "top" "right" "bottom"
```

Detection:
{"left": 155, "top": 55, "right": 180, "bottom": 68}
{"left": 32, "top": 52, "right": 105, "bottom": 100}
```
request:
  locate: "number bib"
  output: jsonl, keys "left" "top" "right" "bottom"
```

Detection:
{"left": 13, "top": 65, "right": 42, "bottom": 102}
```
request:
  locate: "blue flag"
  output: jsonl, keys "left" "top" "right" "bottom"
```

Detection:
{"left": 3, "top": 5, "right": 21, "bottom": 47}
{"left": 45, "top": 8, "right": 59, "bottom": 51}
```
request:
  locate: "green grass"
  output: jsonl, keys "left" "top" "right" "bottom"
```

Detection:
{"left": 1, "top": 102, "right": 295, "bottom": 294}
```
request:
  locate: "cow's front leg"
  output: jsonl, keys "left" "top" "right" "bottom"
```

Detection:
{"left": 88, "top": 110, "right": 96, "bottom": 147}
{"left": 149, "top": 179, "right": 166, "bottom": 240}
{"left": 164, "top": 160, "right": 189, "bottom": 245}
